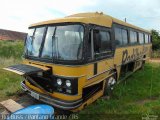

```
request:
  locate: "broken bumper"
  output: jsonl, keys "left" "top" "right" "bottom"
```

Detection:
{"left": 21, "top": 81, "right": 83, "bottom": 110}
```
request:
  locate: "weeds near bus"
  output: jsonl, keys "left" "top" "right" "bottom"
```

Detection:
{"left": 151, "top": 29, "right": 160, "bottom": 51}
{"left": 150, "top": 30, "right": 160, "bottom": 59}
{"left": 152, "top": 50, "right": 160, "bottom": 58}
{"left": 0, "top": 41, "right": 23, "bottom": 100}
{"left": 0, "top": 40, "right": 23, "bottom": 58}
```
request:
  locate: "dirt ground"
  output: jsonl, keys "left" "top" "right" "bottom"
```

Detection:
{"left": 0, "top": 94, "right": 39, "bottom": 113}
{"left": 0, "top": 93, "right": 70, "bottom": 116}
{"left": 149, "top": 58, "right": 160, "bottom": 63}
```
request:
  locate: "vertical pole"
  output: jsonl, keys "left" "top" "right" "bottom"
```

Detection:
{"left": 91, "top": 30, "right": 94, "bottom": 59}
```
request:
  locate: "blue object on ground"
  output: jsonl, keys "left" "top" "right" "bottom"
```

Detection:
{"left": 6, "top": 104, "right": 54, "bottom": 120}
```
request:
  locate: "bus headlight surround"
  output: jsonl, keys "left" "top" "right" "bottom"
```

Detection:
{"left": 66, "top": 80, "right": 71, "bottom": 87}
{"left": 57, "top": 78, "right": 62, "bottom": 86}
{"left": 54, "top": 76, "right": 78, "bottom": 95}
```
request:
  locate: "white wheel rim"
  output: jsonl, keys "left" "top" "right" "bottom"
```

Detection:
{"left": 108, "top": 77, "right": 116, "bottom": 90}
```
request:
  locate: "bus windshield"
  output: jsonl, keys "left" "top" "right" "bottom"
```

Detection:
{"left": 25, "top": 25, "right": 84, "bottom": 61}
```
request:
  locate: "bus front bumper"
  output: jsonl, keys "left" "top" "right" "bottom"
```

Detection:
{"left": 21, "top": 81, "right": 83, "bottom": 110}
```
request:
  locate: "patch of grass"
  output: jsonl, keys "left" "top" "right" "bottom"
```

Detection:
{"left": 152, "top": 50, "right": 160, "bottom": 58}
{"left": 77, "top": 63, "right": 160, "bottom": 120}
{"left": 0, "top": 41, "right": 24, "bottom": 58}
{"left": 0, "top": 41, "right": 23, "bottom": 100}
{"left": 0, "top": 57, "right": 22, "bottom": 100}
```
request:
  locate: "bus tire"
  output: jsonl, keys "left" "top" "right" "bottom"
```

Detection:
{"left": 103, "top": 75, "right": 116, "bottom": 97}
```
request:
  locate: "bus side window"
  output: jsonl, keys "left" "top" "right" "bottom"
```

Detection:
{"left": 93, "top": 30, "right": 112, "bottom": 58}
{"left": 114, "top": 27, "right": 129, "bottom": 46}
{"left": 130, "top": 31, "right": 138, "bottom": 44}
{"left": 145, "top": 34, "right": 149, "bottom": 44}
{"left": 138, "top": 33, "right": 144, "bottom": 44}
{"left": 115, "top": 28, "right": 123, "bottom": 46}
{"left": 122, "top": 29, "right": 128, "bottom": 45}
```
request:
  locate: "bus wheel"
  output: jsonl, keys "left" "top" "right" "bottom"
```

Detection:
{"left": 103, "top": 75, "right": 116, "bottom": 97}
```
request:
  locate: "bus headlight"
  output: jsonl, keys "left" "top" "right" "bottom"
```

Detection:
{"left": 53, "top": 76, "right": 78, "bottom": 95}
{"left": 66, "top": 80, "right": 71, "bottom": 87}
{"left": 57, "top": 78, "right": 62, "bottom": 86}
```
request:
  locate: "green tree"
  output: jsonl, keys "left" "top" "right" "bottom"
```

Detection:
{"left": 151, "top": 29, "right": 160, "bottom": 50}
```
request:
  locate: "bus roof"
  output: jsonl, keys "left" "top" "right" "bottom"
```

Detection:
{"left": 30, "top": 12, "right": 150, "bottom": 33}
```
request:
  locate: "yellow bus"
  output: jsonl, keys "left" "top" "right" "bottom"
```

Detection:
{"left": 4, "top": 12, "right": 152, "bottom": 112}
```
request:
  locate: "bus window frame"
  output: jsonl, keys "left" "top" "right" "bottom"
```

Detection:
{"left": 144, "top": 33, "right": 149, "bottom": 44}
{"left": 122, "top": 29, "right": 129, "bottom": 45}
{"left": 94, "top": 28, "right": 113, "bottom": 59}
{"left": 114, "top": 27, "right": 123, "bottom": 46}
{"left": 138, "top": 32, "right": 144, "bottom": 44}
{"left": 113, "top": 24, "right": 130, "bottom": 48}
{"left": 129, "top": 30, "right": 138, "bottom": 45}
{"left": 114, "top": 27, "right": 129, "bottom": 47}
{"left": 87, "top": 24, "right": 114, "bottom": 62}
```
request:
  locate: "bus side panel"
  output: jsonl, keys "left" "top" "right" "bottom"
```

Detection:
{"left": 114, "top": 44, "right": 152, "bottom": 79}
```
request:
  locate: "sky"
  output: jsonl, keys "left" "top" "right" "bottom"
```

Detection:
{"left": 0, "top": 0, "right": 159, "bottom": 32}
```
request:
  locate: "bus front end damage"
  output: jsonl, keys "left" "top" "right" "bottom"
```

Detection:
{"left": 4, "top": 63, "right": 83, "bottom": 111}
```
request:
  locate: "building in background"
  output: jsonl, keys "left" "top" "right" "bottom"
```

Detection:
{"left": 0, "top": 29, "right": 27, "bottom": 41}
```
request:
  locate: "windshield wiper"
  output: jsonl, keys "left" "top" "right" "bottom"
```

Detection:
{"left": 52, "top": 35, "right": 59, "bottom": 59}
{"left": 52, "top": 35, "right": 56, "bottom": 62}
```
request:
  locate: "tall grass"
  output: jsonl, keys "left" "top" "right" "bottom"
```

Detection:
{"left": 0, "top": 41, "right": 24, "bottom": 100}
{"left": 151, "top": 50, "right": 160, "bottom": 58}
{"left": 0, "top": 41, "right": 24, "bottom": 58}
